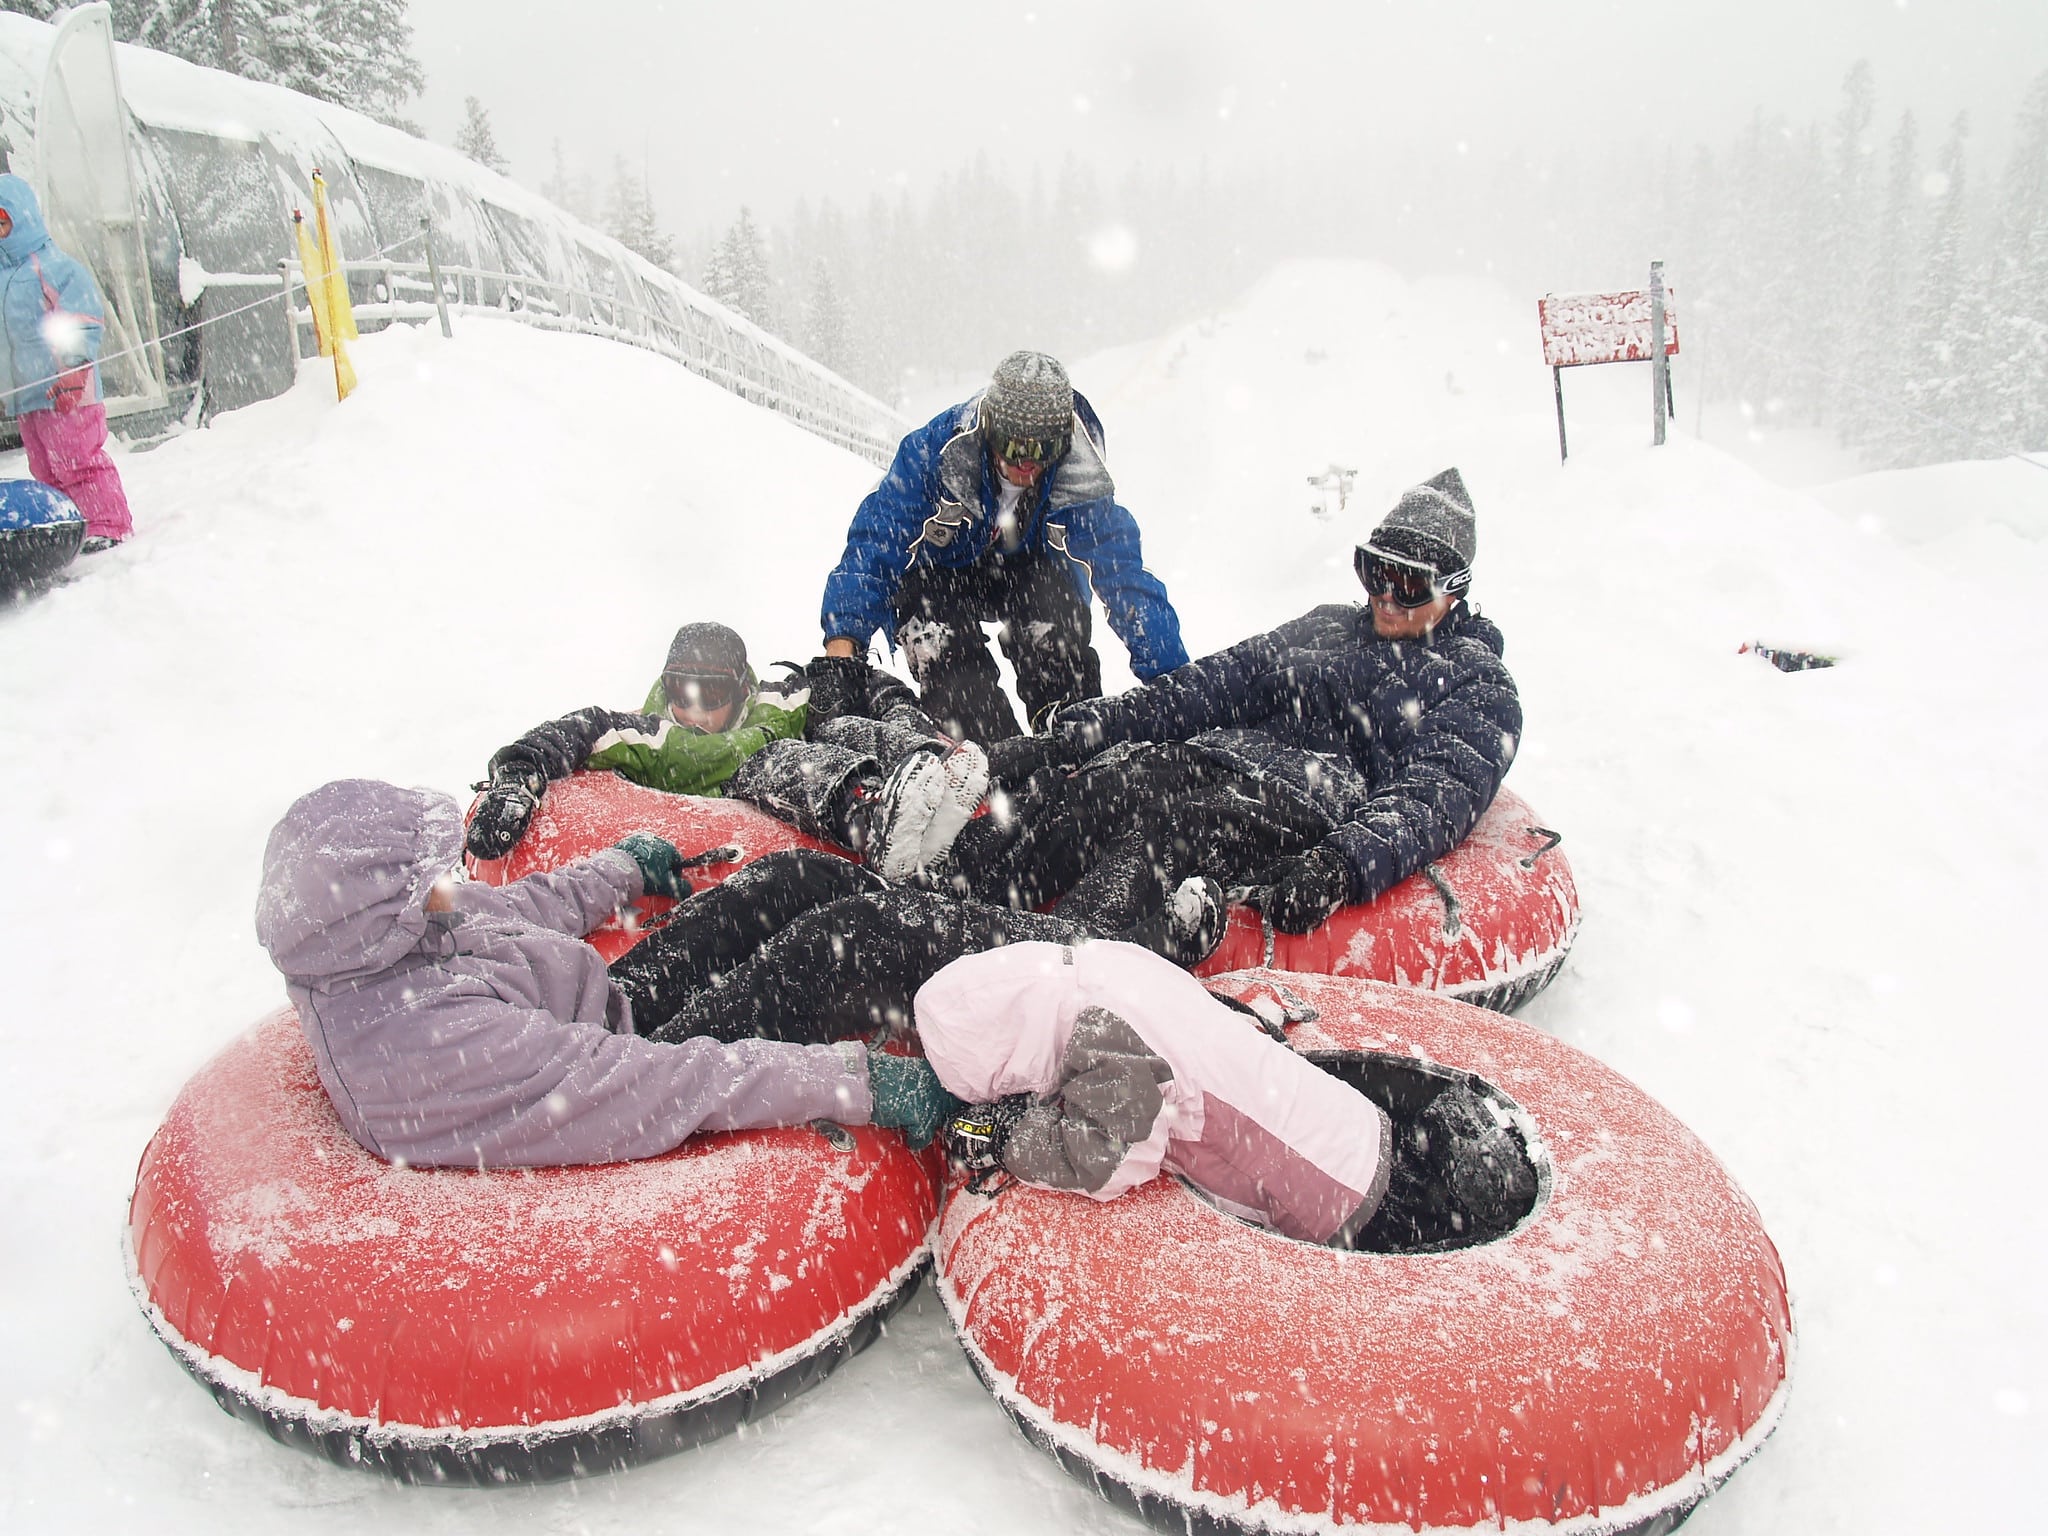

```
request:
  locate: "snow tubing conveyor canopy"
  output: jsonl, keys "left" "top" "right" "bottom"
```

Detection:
{"left": 937, "top": 968, "right": 1794, "bottom": 1536}
{"left": 126, "top": 1011, "right": 938, "bottom": 1482}
{"left": 474, "top": 772, "right": 1580, "bottom": 1008}
{"left": 0, "top": 8, "right": 903, "bottom": 460}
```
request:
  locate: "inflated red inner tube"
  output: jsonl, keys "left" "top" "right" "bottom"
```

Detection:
{"left": 936, "top": 969, "right": 1792, "bottom": 1536}
{"left": 477, "top": 774, "right": 1578, "bottom": 1008}
{"left": 127, "top": 1012, "right": 938, "bottom": 1483}
{"left": 468, "top": 772, "right": 841, "bottom": 962}
{"left": 1196, "top": 787, "right": 1580, "bottom": 1013}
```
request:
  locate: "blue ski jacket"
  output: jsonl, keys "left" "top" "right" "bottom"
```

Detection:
{"left": 820, "top": 392, "right": 1188, "bottom": 680}
{"left": 0, "top": 175, "right": 105, "bottom": 417}
{"left": 1055, "top": 602, "right": 1521, "bottom": 905}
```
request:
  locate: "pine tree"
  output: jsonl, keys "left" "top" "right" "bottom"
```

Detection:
{"left": 1817, "top": 62, "right": 1877, "bottom": 428}
{"left": 703, "top": 207, "right": 772, "bottom": 330}
{"left": 1900, "top": 114, "right": 1987, "bottom": 462}
{"left": 540, "top": 139, "right": 594, "bottom": 224}
{"left": 108, "top": 0, "right": 424, "bottom": 124}
{"left": 604, "top": 158, "right": 675, "bottom": 271}
{"left": 1846, "top": 111, "right": 1922, "bottom": 450}
{"left": 802, "top": 258, "right": 851, "bottom": 375}
{"left": 453, "top": 96, "right": 507, "bottom": 175}
{"left": 1984, "top": 71, "right": 2048, "bottom": 452}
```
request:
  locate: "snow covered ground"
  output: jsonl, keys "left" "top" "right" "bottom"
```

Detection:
{"left": 3, "top": 262, "right": 2043, "bottom": 1533}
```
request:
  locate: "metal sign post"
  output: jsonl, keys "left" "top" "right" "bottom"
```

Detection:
{"left": 421, "top": 215, "right": 453, "bottom": 339}
{"left": 1650, "top": 261, "right": 1668, "bottom": 447}
{"left": 1537, "top": 266, "right": 1682, "bottom": 463}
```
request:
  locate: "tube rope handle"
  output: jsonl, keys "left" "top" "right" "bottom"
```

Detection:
{"left": 1520, "top": 827, "right": 1564, "bottom": 869}
{"left": 1424, "top": 863, "right": 1463, "bottom": 939}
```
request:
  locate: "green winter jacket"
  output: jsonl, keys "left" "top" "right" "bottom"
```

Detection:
{"left": 576, "top": 671, "right": 808, "bottom": 797}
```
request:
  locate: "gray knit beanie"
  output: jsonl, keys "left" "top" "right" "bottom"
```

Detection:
{"left": 980, "top": 351, "right": 1074, "bottom": 449}
{"left": 664, "top": 622, "right": 748, "bottom": 682}
{"left": 1363, "top": 468, "right": 1477, "bottom": 589}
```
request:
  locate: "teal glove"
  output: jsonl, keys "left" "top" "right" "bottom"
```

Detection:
{"left": 614, "top": 832, "right": 693, "bottom": 900}
{"left": 865, "top": 1049, "right": 964, "bottom": 1150}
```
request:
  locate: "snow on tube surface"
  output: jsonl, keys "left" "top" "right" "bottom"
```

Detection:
{"left": 127, "top": 1011, "right": 939, "bottom": 1483}
{"left": 0, "top": 478, "right": 84, "bottom": 593}
{"left": 937, "top": 969, "right": 1793, "bottom": 1536}
{"left": 467, "top": 770, "right": 843, "bottom": 962}
{"left": 1195, "top": 787, "right": 1581, "bottom": 1014}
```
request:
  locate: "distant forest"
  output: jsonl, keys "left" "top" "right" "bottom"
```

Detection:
{"left": 602, "top": 61, "right": 2047, "bottom": 471}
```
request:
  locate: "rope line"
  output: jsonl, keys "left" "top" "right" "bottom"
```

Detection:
{"left": 7, "top": 227, "right": 428, "bottom": 402}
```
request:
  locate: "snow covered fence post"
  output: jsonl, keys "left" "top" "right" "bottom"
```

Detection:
{"left": 1536, "top": 270, "right": 1682, "bottom": 463}
{"left": 278, "top": 259, "right": 297, "bottom": 362}
{"left": 421, "top": 215, "right": 453, "bottom": 339}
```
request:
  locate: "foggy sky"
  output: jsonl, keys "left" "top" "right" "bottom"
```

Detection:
{"left": 410, "top": 0, "right": 2048, "bottom": 241}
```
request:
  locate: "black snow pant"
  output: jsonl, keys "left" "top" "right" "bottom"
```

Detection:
{"left": 607, "top": 848, "right": 1087, "bottom": 1046}
{"left": 727, "top": 714, "right": 946, "bottom": 847}
{"left": 958, "top": 742, "right": 1334, "bottom": 933}
{"left": 892, "top": 550, "right": 1102, "bottom": 745}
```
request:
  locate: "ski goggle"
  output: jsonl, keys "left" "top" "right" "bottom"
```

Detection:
{"left": 1355, "top": 545, "right": 1467, "bottom": 608}
{"left": 993, "top": 434, "right": 1063, "bottom": 468}
{"left": 663, "top": 671, "right": 744, "bottom": 714}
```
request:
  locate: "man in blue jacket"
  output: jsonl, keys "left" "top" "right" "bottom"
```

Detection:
{"left": 819, "top": 350, "right": 1187, "bottom": 743}
{"left": 964, "top": 468, "right": 1521, "bottom": 940}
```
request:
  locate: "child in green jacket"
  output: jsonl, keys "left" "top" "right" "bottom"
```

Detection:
{"left": 467, "top": 622, "right": 989, "bottom": 882}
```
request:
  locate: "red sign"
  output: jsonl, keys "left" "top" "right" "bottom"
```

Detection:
{"left": 1538, "top": 289, "right": 1680, "bottom": 368}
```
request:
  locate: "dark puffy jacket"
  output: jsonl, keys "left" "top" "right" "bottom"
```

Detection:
{"left": 1055, "top": 602, "right": 1520, "bottom": 904}
{"left": 819, "top": 392, "right": 1188, "bottom": 679}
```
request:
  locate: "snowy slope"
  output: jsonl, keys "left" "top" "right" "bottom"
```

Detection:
{"left": 2, "top": 272, "right": 2043, "bottom": 1534}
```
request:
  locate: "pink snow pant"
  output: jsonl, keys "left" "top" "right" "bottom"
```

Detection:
{"left": 20, "top": 402, "right": 132, "bottom": 541}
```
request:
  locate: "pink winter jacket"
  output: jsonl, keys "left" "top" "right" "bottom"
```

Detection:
{"left": 914, "top": 942, "right": 1392, "bottom": 1243}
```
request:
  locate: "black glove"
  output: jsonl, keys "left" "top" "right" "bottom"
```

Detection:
{"left": 940, "top": 1095, "right": 1032, "bottom": 1174}
{"left": 1256, "top": 846, "right": 1353, "bottom": 934}
{"left": 614, "top": 832, "right": 694, "bottom": 900}
{"left": 465, "top": 762, "right": 548, "bottom": 860}
{"left": 805, "top": 654, "right": 874, "bottom": 727}
{"left": 986, "top": 732, "right": 1079, "bottom": 792}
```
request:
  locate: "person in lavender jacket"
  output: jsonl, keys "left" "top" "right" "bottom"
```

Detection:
{"left": 253, "top": 778, "right": 955, "bottom": 1170}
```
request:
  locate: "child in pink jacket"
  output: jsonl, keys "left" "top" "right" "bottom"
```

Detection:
{"left": 914, "top": 941, "right": 1394, "bottom": 1244}
{"left": 0, "top": 174, "right": 132, "bottom": 551}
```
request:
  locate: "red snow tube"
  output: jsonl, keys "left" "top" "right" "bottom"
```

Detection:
{"left": 936, "top": 969, "right": 1793, "bottom": 1536}
{"left": 476, "top": 774, "right": 1578, "bottom": 1006}
{"left": 467, "top": 771, "right": 844, "bottom": 962}
{"left": 1196, "top": 787, "right": 1580, "bottom": 1013}
{"left": 126, "top": 1012, "right": 938, "bottom": 1483}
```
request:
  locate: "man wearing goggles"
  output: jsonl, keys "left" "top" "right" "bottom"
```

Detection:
{"left": 970, "top": 467, "right": 1521, "bottom": 943}
{"left": 466, "top": 621, "right": 990, "bottom": 885}
{"left": 819, "top": 350, "right": 1188, "bottom": 744}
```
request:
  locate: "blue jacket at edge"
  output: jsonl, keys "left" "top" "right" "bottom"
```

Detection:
{"left": 0, "top": 174, "right": 105, "bottom": 417}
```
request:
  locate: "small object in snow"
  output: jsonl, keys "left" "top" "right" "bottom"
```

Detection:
{"left": 1740, "top": 641, "right": 1836, "bottom": 672}
{"left": 1306, "top": 463, "right": 1358, "bottom": 519}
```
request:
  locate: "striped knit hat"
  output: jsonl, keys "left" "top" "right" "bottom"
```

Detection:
{"left": 980, "top": 351, "right": 1074, "bottom": 453}
{"left": 1363, "top": 467, "right": 1477, "bottom": 589}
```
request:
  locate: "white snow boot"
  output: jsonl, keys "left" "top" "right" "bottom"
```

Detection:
{"left": 862, "top": 748, "right": 950, "bottom": 883}
{"left": 916, "top": 743, "right": 990, "bottom": 870}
